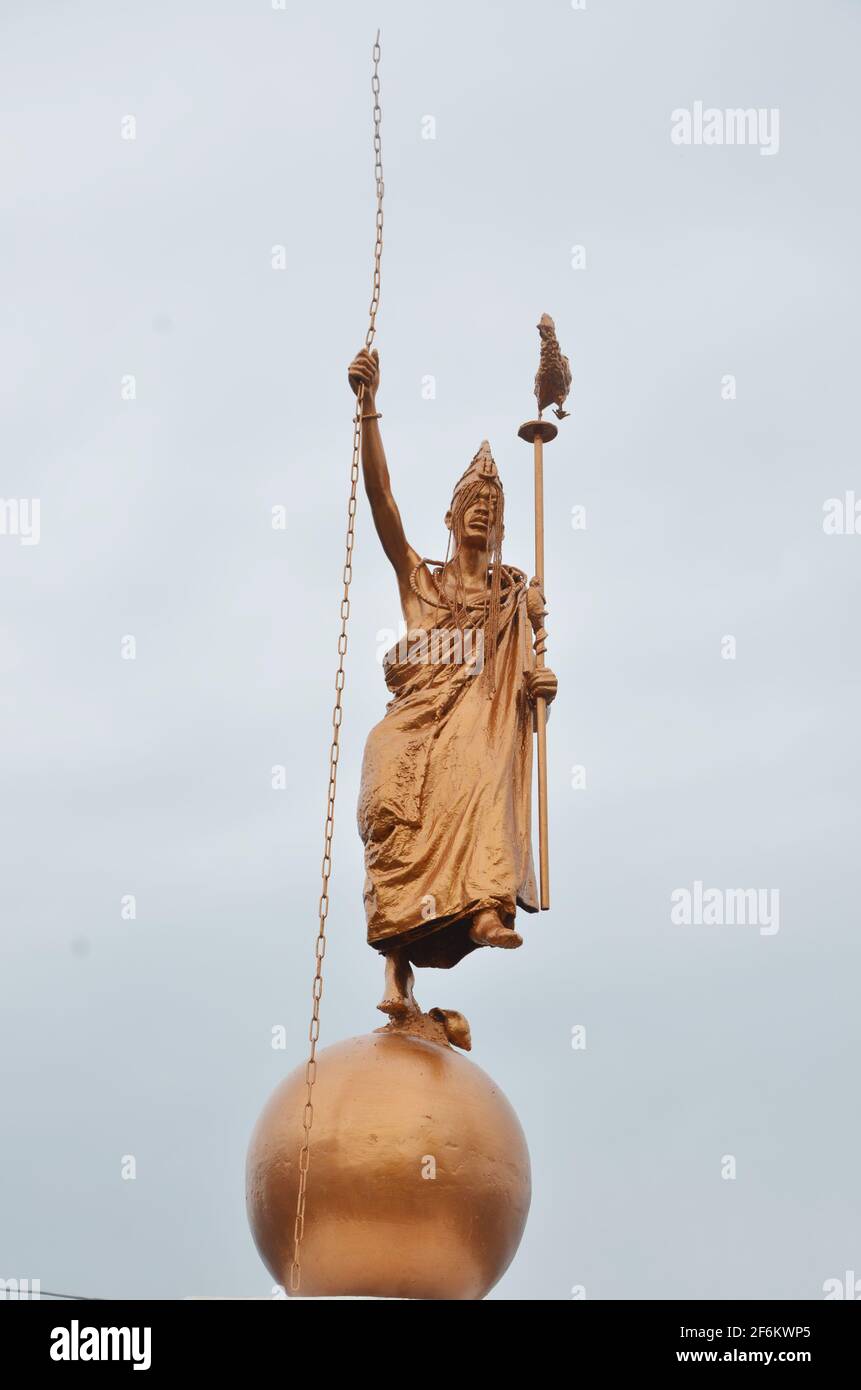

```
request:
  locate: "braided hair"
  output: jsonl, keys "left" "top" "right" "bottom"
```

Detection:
{"left": 444, "top": 454, "right": 505, "bottom": 695}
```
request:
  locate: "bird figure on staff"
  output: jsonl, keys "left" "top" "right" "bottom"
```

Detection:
{"left": 347, "top": 345, "right": 559, "bottom": 1045}
{"left": 535, "top": 312, "right": 572, "bottom": 420}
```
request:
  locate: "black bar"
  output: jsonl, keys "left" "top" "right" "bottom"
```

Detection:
{"left": 2, "top": 1297, "right": 858, "bottom": 1374}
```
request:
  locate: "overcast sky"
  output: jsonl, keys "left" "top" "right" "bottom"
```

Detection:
{"left": 1, "top": 0, "right": 859, "bottom": 1300}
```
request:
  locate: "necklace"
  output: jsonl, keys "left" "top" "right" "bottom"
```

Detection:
{"left": 409, "top": 558, "right": 521, "bottom": 617}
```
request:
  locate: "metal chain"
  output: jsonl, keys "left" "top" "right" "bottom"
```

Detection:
{"left": 290, "top": 30, "right": 384, "bottom": 1296}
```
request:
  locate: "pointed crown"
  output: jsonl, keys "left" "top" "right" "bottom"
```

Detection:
{"left": 451, "top": 440, "right": 501, "bottom": 505}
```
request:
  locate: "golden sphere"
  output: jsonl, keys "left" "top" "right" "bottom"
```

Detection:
{"left": 246, "top": 1030, "right": 531, "bottom": 1300}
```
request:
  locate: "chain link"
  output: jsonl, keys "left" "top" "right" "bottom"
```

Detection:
{"left": 289, "top": 30, "right": 384, "bottom": 1296}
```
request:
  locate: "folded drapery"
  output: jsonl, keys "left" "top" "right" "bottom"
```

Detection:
{"left": 358, "top": 564, "right": 539, "bottom": 969}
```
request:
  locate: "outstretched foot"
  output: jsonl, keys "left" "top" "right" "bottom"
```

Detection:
{"left": 468, "top": 908, "right": 523, "bottom": 949}
{"left": 429, "top": 1007, "right": 472, "bottom": 1051}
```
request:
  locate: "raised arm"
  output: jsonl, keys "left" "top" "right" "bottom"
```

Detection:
{"left": 348, "top": 348, "right": 420, "bottom": 595}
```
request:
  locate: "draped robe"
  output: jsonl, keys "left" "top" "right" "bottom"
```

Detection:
{"left": 357, "top": 564, "right": 539, "bottom": 969}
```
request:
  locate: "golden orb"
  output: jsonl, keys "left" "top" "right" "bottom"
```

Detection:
{"left": 246, "top": 1029, "right": 531, "bottom": 1300}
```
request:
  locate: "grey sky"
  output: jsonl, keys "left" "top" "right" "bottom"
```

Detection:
{"left": 1, "top": 0, "right": 859, "bottom": 1300}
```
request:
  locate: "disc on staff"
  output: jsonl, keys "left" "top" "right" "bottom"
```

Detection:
{"left": 518, "top": 419, "right": 559, "bottom": 444}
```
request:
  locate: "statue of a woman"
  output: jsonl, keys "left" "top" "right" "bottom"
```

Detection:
{"left": 348, "top": 348, "right": 558, "bottom": 1039}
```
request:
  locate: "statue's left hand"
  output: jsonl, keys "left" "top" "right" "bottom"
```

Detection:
{"left": 526, "top": 577, "right": 547, "bottom": 632}
{"left": 526, "top": 667, "right": 558, "bottom": 705}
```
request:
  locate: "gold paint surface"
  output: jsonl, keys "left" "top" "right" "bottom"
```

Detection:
{"left": 358, "top": 564, "right": 539, "bottom": 969}
{"left": 247, "top": 1031, "right": 531, "bottom": 1300}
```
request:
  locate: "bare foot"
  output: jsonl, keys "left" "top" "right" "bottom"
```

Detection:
{"left": 469, "top": 908, "right": 523, "bottom": 949}
{"left": 377, "top": 995, "right": 414, "bottom": 1018}
{"left": 377, "top": 947, "right": 420, "bottom": 1017}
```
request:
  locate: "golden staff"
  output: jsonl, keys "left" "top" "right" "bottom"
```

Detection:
{"left": 518, "top": 313, "right": 572, "bottom": 911}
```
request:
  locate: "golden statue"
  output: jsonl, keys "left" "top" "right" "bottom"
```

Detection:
{"left": 347, "top": 347, "right": 558, "bottom": 1042}
{"left": 247, "top": 322, "right": 571, "bottom": 1302}
{"left": 246, "top": 36, "right": 577, "bottom": 1301}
